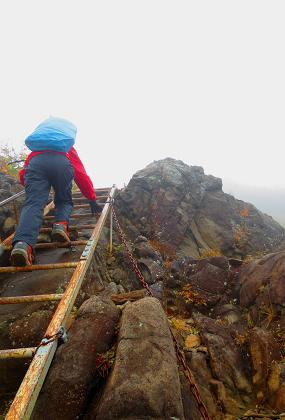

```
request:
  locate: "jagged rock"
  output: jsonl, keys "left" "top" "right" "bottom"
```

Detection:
{"left": 115, "top": 158, "right": 284, "bottom": 258}
{"left": 189, "top": 262, "right": 229, "bottom": 307}
{"left": 249, "top": 327, "right": 281, "bottom": 400}
{"left": 32, "top": 297, "right": 120, "bottom": 420}
{"left": 92, "top": 297, "right": 185, "bottom": 420}
{"left": 240, "top": 251, "right": 285, "bottom": 308}
{"left": 192, "top": 313, "right": 252, "bottom": 417}
{"left": 164, "top": 256, "right": 234, "bottom": 314}
{"left": 268, "top": 362, "right": 285, "bottom": 411}
{"left": 180, "top": 351, "right": 224, "bottom": 420}
{"left": 134, "top": 238, "right": 162, "bottom": 260}
{"left": 213, "top": 304, "right": 242, "bottom": 325}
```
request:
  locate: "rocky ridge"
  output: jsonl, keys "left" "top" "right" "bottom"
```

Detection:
{"left": 115, "top": 158, "right": 284, "bottom": 258}
{"left": 1, "top": 160, "right": 285, "bottom": 419}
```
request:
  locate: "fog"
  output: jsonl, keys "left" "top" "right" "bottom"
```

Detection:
{"left": 1, "top": 1, "right": 285, "bottom": 223}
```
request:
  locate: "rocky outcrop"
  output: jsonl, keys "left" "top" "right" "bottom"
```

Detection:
{"left": 116, "top": 158, "right": 284, "bottom": 258}
{"left": 91, "top": 297, "right": 185, "bottom": 420}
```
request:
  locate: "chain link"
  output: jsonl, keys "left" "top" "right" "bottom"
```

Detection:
{"left": 112, "top": 208, "right": 212, "bottom": 420}
{"left": 35, "top": 326, "right": 68, "bottom": 354}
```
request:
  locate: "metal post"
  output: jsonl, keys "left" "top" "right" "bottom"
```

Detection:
{"left": 110, "top": 205, "right": 113, "bottom": 254}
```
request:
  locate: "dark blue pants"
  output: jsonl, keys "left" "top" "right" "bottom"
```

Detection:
{"left": 14, "top": 153, "right": 74, "bottom": 246}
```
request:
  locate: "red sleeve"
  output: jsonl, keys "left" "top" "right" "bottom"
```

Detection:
{"left": 67, "top": 147, "right": 96, "bottom": 200}
{"left": 19, "top": 168, "right": 25, "bottom": 186}
{"left": 19, "top": 153, "right": 33, "bottom": 186}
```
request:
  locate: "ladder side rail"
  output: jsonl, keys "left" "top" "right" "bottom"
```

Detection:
{"left": 5, "top": 186, "right": 116, "bottom": 420}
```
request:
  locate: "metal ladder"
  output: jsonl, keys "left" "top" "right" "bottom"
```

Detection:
{"left": 0, "top": 185, "right": 116, "bottom": 419}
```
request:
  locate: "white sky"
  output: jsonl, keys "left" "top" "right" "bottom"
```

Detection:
{"left": 0, "top": 1, "right": 285, "bottom": 190}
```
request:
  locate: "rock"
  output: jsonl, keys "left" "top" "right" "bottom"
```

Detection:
{"left": 92, "top": 297, "right": 185, "bottom": 420}
{"left": 189, "top": 262, "right": 229, "bottom": 307}
{"left": 193, "top": 314, "right": 252, "bottom": 406}
{"left": 9, "top": 310, "right": 53, "bottom": 347}
{"left": 133, "top": 256, "right": 165, "bottom": 286}
{"left": 100, "top": 281, "right": 118, "bottom": 297}
{"left": 115, "top": 158, "right": 284, "bottom": 258}
{"left": 134, "top": 239, "right": 162, "bottom": 260}
{"left": 240, "top": 251, "right": 285, "bottom": 308}
{"left": 32, "top": 296, "right": 120, "bottom": 420}
{"left": 214, "top": 304, "right": 242, "bottom": 325}
{"left": 3, "top": 216, "right": 16, "bottom": 233}
{"left": 249, "top": 327, "right": 281, "bottom": 393}
{"left": 109, "top": 267, "right": 127, "bottom": 284}
{"left": 180, "top": 351, "right": 224, "bottom": 420}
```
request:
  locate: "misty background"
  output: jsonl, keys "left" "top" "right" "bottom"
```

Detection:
{"left": 0, "top": 1, "right": 285, "bottom": 226}
{"left": 223, "top": 180, "right": 285, "bottom": 227}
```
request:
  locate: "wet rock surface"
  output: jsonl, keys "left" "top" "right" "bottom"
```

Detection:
{"left": 92, "top": 297, "right": 185, "bottom": 420}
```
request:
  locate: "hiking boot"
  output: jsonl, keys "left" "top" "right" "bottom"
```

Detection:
{"left": 51, "top": 222, "right": 70, "bottom": 242}
{"left": 11, "top": 242, "right": 34, "bottom": 266}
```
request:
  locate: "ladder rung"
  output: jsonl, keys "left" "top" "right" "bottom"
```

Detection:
{"left": 40, "top": 226, "right": 93, "bottom": 232}
{"left": 44, "top": 214, "right": 96, "bottom": 219}
{"left": 73, "top": 204, "right": 105, "bottom": 209}
{"left": 40, "top": 224, "right": 95, "bottom": 230}
{"left": 0, "top": 294, "right": 63, "bottom": 305}
{"left": 72, "top": 188, "right": 110, "bottom": 197}
{"left": 35, "top": 240, "right": 87, "bottom": 249}
{"left": 40, "top": 227, "right": 85, "bottom": 233}
{"left": 73, "top": 204, "right": 92, "bottom": 209}
{"left": 72, "top": 195, "right": 108, "bottom": 203}
{"left": 0, "top": 347, "right": 36, "bottom": 359}
{"left": 0, "top": 262, "right": 78, "bottom": 273}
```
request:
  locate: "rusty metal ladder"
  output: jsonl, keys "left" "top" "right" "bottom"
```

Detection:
{"left": 0, "top": 185, "right": 116, "bottom": 419}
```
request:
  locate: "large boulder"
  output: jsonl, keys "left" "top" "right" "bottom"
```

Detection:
{"left": 91, "top": 297, "right": 185, "bottom": 420}
{"left": 240, "top": 251, "right": 285, "bottom": 308}
{"left": 116, "top": 159, "right": 284, "bottom": 258}
{"left": 32, "top": 296, "right": 120, "bottom": 420}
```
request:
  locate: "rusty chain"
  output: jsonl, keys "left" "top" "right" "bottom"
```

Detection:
{"left": 35, "top": 326, "right": 68, "bottom": 354}
{"left": 112, "top": 207, "right": 212, "bottom": 420}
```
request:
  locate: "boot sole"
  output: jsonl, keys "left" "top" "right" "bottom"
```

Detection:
{"left": 11, "top": 249, "right": 31, "bottom": 267}
{"left": 51, "top": 231, "right": 70, "bottom": 243}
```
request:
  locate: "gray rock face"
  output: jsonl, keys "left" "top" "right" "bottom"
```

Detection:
{"left": 116, "top": 158, "right": 284, "bottom": 258}
{"left": 93, "top": 297, "right": 185, "bottom": 420}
